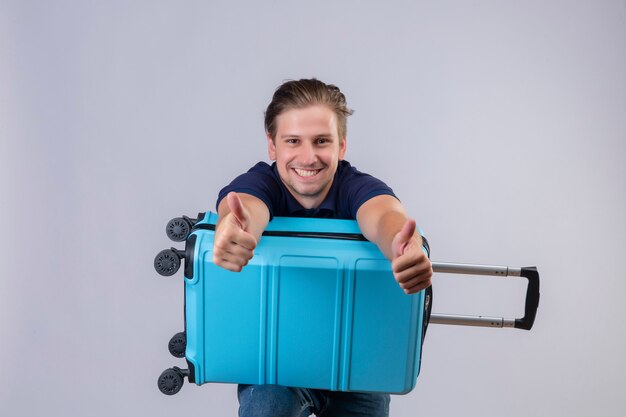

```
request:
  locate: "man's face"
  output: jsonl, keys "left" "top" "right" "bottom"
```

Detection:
{"left": 267, "top": 105, "right": 347, "bottom": 209}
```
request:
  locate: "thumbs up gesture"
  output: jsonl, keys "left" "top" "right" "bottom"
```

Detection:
{"left": 391, "top": 219, "right": 433, "bottom": 294}
{"left": 213, "top": 192, "right": 259, "bottom": 272}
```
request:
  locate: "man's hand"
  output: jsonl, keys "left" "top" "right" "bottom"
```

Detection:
{"left": 213, "top": 192, "right": 258, "bottom": 272}
{"left": 391, "top": 219, "right": 433, "bottom": 294}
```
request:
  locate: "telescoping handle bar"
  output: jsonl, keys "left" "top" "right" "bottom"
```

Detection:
{"left": 429, "top": 262, "right": 540, "bottom": 331}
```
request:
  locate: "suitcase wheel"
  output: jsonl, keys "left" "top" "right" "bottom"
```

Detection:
{"left": 154, "top": 249, "right": 181, "bottom": 276}
{"left": 158, "top": 367, "right": 185, "bottom": 395}
{"left": 168, "top": 332, "right": 187, "bottom": 358}
{"left": 166, "top": 217, "right": 193, "bottom": 242}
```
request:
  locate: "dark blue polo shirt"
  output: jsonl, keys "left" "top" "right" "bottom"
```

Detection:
{"left": 216, "top": 160, "right": 397, "bottom": 219}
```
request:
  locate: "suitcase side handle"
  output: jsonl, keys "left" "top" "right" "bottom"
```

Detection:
{"left": 430, "top": 262, "right": 540, "bottom": 331}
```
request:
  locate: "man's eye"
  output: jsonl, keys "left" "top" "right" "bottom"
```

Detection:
{"left": 316, "top": 138, "right": 329, "bottom": 144}
{"left": 286, "top": 139, "right": 298, "bottom": 144}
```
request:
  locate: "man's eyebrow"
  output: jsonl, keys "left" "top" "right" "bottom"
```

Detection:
{"left": 279, "top": 133, "right": 334, "bottom": 139}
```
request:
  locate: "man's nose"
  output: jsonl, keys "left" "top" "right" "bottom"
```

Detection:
{"left": 298, "top": 142, "right": 317, "bottom": 165}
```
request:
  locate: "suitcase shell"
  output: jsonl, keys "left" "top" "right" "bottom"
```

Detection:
{"left": 182, "top": 212, "right": 428, "bottom": 394}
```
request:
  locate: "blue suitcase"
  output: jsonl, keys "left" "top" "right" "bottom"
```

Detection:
{"left": 154, "top": 212, "right": 539, "bottom": 396}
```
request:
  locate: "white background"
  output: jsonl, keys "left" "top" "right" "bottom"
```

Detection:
{"left": 1, "top": 1, "right": 625, "bottom": 416}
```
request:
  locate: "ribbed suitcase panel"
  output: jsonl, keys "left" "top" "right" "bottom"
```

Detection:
{"left": 185, "top": 213, "right": 425, "bottom": 394}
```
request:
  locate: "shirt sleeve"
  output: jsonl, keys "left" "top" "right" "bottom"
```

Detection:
{"left": 216, "top": 163, "right": 281, "bottom": 218}
{"left": 339, "top": 164, "right": 398, "bottom": 218}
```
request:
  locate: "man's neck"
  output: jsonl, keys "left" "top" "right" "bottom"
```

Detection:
{"left": 291, "top": 190, "right": 329, "bottom": 210}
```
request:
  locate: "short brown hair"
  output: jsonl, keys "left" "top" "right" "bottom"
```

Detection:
{"left": 264, "top": 78, "right": 354, "bottom": 141}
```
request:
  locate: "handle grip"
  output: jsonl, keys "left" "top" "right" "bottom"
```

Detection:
{"left": 515, "top": 267, "right": 540, "bottom": 330}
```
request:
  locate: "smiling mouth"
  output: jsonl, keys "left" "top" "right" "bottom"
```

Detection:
{"left": 293, "top": 168, "right": 322, "bottom": 177}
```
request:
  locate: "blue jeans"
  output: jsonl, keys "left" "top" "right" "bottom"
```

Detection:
{"left": 237, "top": 384, "right": 390, "bottom": 417}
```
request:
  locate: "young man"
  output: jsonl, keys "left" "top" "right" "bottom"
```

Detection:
{"left": 214, "top": 79, "right": 432, "bottom": 417}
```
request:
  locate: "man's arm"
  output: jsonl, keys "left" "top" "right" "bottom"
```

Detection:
{"left": 356, "top": 195, "right": 433, "bottom": 294}
{"left": 213, "top": 192, "right": 270, "bottom": 272}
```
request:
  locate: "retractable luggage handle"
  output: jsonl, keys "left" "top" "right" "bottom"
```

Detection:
{"left": 429, "top": 262, "right": 540, "bottom": 331}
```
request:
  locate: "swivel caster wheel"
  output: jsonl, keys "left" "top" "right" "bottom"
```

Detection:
{"left": 168, "top": 332, "right": 187, "bottom": 358}
{"left": 166, "top": 217, "right": 194, "bottom": 242}
{"left": 154, "top": 249, "right": 182, "bottom": 276}
{"left": 158, "top": 367, "right": 186, "bottom": 395}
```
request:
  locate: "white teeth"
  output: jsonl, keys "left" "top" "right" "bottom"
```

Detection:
{"left": 294, "top": 168, "right": 320, "bottom": 177}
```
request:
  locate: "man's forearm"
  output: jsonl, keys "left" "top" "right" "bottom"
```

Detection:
{"left": 357, "top": 194, "right": 432, "bottom": 294}
{"left": 357, "top": 195, "right": 420, "bottom": 259}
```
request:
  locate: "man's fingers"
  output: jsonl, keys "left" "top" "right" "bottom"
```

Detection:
{"left": 216, "top": 225, "right": 257, "bottom": 251}
{"left": 212, "top": 257, "right": 244, "bottom": 273}
{"left": 392, "top": 249, "right": 433, "bottom": 294}
{"left": 212, "top": 239, "right": 254, "bottom": 271}
{"left": 216, "top": 251, "right": 250, "bottom": 268}
{"left": 214, "top": 240, "right": 254, "bottom": 261}
{"left": 394, "top": 263, "right": 432, "bottom": 284}
{"left": 227, "top": 192, "right": 248, "bottom": 229}
{"left": 392, "top": 250, "right": 429, "bottom": 274}
{"left": 236, "top": 230, "right": 257, "bottom": 251}
{"left": 401, "top": 277, "right": 432, "bottom": 294}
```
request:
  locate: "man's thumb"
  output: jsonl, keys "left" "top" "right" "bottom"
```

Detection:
{"left": 227, "top": 192, "right": 248, "bottom": 229}
{"left": 393, "top": 219, "right": 416, "bottom": 257}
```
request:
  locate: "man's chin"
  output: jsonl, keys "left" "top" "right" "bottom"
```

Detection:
{"left": 292, "top": 187, "right": 324, "bottom": 198}
{"left": 287, "top": 182, "right": 327, "bottom": 199}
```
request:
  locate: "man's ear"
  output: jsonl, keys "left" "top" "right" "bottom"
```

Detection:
{"left": 339, "top": 136, "right": 347, "bottom": 160}
{"left": 267, "top": 133, "right": 276, "bottom": 161}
